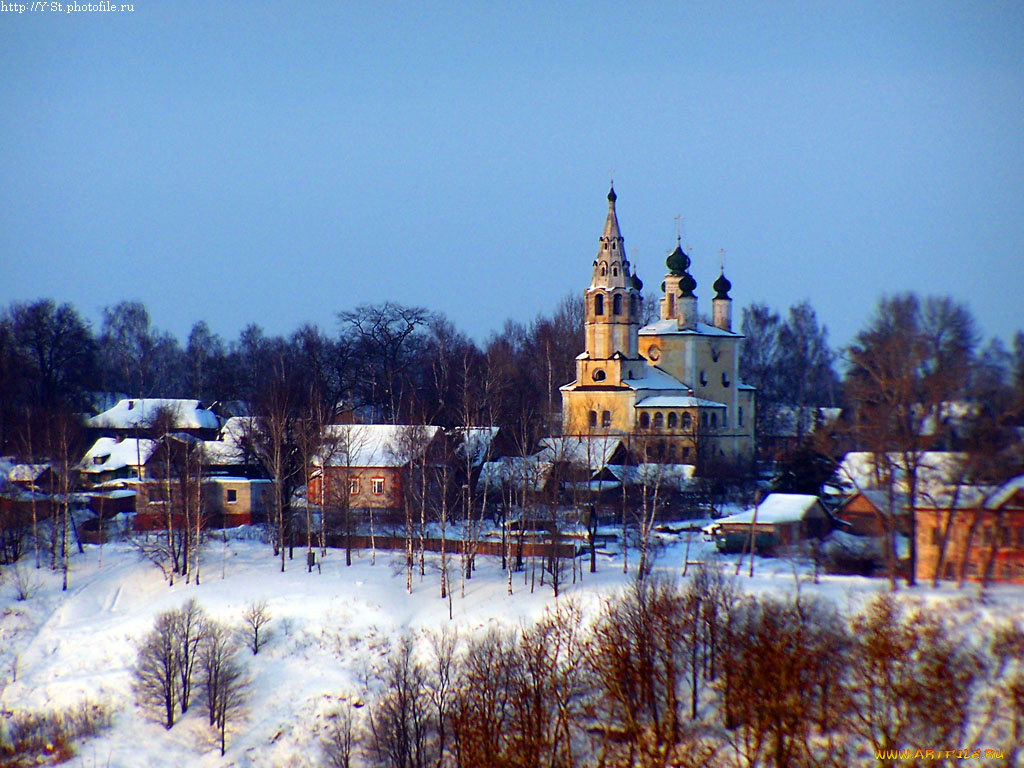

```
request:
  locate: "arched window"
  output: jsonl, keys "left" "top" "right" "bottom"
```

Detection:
{"left": 640, "top": 412, "right": 650, "bottom": 429}
{"left": 711, "top": 413, "right": 717, "bottom": 428}
{"left": 701, "top": 412, "right": 708, "bottom": 429}
{"left": 602, "top": 410, "right": 611, "bottom": 427}
{"left": 595, "top": 294, "right": 604, "bottom": 316}
{"left": 668, "top": 443, "right": 676, "bottom": 460}
{"left": 667, "top": 412, "right": 678, "bottom": 428}
{"left": 654, "top": 412, "right": 664, "bottom": 428}
{"left": 612, "top": 266, "right": 618, "bottom": 276}
{"left": 738, "top": 407, "right": 744, "bottom": 426}
{"left": 722, "top": 371, "right": 731, "bottom": 387}
{"left": 700, "top": 370, "right": 708, "bottom": 386}
{"left": 722, "top": 408, "right": 728, "bottom": 427}
{"left": 613, "top": 294, "right": 622, "bottom": 315}
{"left": 592, "top": 369, "right": 606, "bottom": 382}
{"left": 682, "top": 413, "right": 692, "bottom": 430}
{"left": 668, "top": 294, "right": 675, "bottom": 315}
{"left": 589, "top": 410, "right": 597, "bottom": 428}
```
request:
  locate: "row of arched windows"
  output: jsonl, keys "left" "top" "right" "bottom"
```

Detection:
{"left": 593, "top": 292, "right": 638, "bottom": 318}
{"left": 588, "top": 410, "right": 612, "bottom": 428}
{"left": 638, "top": 409, "right": 728, "bottom": 431}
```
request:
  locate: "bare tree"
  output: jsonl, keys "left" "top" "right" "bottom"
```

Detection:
{"left": 242, "top": 599, "right": 271, "bottom": 655}
{"left": 845, "top": 293, "right": 978, "bottom": 586}
{"left": 199, "top": 619, "right": 247, "bottom": 756}
{"left": 173, "top": 599, "right": 206, "bottom": 715}
{"left": 133, "top": 610, "right": 179, "bottom": 729}
{"left": 842, "top": 594, "right": 982, "bottom": 765}
{"left": 365, "top": 637, "right": 434, "bottom": 768}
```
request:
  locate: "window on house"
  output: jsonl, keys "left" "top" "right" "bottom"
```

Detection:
{"left": 640, "top": 412, "right": 650, "bottom": 429}
{"left": 349, "top": 477, "right": 360, "bottom": 495}
{"left": 668, "top": 412, "right": 678, "bottom": 428}
{"left": 371, "top": 477, "right": 385, "bottom": 495}
{"left": 668, "top": 443, "right": 676, "bottom": 460}
{"left": 653, "top": 412, "right": 664, "bottom": 428}
{"left": 701, "top": 412, "right": 708, "bottom": 429}
{"left": 682, "top": 413, "right": 692, "bottom": 430}
{"left": 738, "top": 407, "right": 744, "bottom": 427}
{"left": 966, "top": 561, "right": 978, "bottom": 577}
{"left": 612, "top": 266, "right": 618, "bottom": 276}
{"left": 613, "top": 294, "right": 622, "bottom": 315}
{"left": 723, "top": 408, "right": 728, "bottom": 427}
{"left": 700, "top": 370, "right": 707, "bottom": 386}
{"left": 93, "top": 455, "right": 107, "bottom": 465}
{"left": 601, "top": 410, "right": 611, "bottom": 427}
{"left": 589, "top": 410, "right": 598, "bottom": 428}
{"left": 711, "top": 413, "right": 717, "bottom": 428}
{"left": 226, "top": 489, "right": 237, "bottom": 503}
{"left": 683, "top": 446, "right": 691, "bottom": 460}
{"left": 595, "top": 294, "right": 604, "bottom": 316}
{"left": 593, "top": 369, "right": 606, "bottom": 381}
{"left": 722, "top": 371, "right": 731, "bottom": 387}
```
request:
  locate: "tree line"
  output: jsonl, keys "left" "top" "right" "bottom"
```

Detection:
{"left": 323, "top": 570, "right": 1023, "bottom": 768}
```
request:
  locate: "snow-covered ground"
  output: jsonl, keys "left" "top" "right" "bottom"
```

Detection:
{"left": 2, "top": 531, "right": 1023, "bottom": 767}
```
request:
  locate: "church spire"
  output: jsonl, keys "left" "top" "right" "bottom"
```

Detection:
{"left": 600, "top": 184, "right": 624, "bottom": 249}
{"left": 591, "top": 184, "right": 631, "bottom": 289}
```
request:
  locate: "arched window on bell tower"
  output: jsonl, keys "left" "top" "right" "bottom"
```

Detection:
{"left": 595, "top": 294, "right": 604, "bottom": 316}
{"left": 613, "top": 294, "right": 622, "bottom": 315}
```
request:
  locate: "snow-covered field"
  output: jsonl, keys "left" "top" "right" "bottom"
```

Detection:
{"left": 2, "top": 531, "right": 1023, "bottom": 767}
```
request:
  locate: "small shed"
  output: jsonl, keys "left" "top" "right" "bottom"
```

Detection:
{"left": 704, "top": 493, "right": 831, "bottom": 554}
{"left": 834, "top": 490, "right": 909, "bottom": 537}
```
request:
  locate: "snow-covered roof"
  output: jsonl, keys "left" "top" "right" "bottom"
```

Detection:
{"left": 79, "top": 437, "right": 158, "bottom": 474}
{"left": 87, "top": 398, "right": 220, "bottom": 430}
{"left": 199, "top": 417, "right": 254, "bottom": 465}
{"left": 7, "top": 463, "right": 51, "bottom": 483}
{"left": 454, "top": 426, "right": 501, "bottom": 467}
{"left": 478, "top": 455, "right": 551, "bottom": 492}
{"left": 986, "top": 475, "right": 1024, "bottom": 510}
{"left": 606, "top": 463, "right": 695, "bottom": 488}
{"left": 837, "top": 451, "right": 967, "bottom": 497}
{"left": 639, "top": 319, "right": 741, "bottom": 337}
{"left": 536, "top": 436, "right": 622, "bottom": 472}
{"left": 712, "top": 493, "right": 823, "bottom": 526}
{"left": 763, "top": 406, "right": 842, "bottom": 437}
{"left": 315, "top": 425, "right": 441, "bottom": 468}
{"left": 622, "top": 365, "right": 690, "bottom": 392}
{"left": 635, "top": 394, "right": 725, "bottom": 409}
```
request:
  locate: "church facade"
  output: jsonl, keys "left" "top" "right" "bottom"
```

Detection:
{"left": 560, "top": 187, "right": 756, "bottom": 464}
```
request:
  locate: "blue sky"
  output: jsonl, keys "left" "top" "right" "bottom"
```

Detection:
{"left": 2, "top": 1, "right": 1022, "bottom": 352}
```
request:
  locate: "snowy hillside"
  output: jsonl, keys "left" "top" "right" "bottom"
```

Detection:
{"left": 2, "top": 533, "right": 1023, "bottom": 767}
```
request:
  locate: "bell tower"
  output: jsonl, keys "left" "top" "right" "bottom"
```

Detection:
{"left": 577, "top": 186, "right": 644, "bottom": 387}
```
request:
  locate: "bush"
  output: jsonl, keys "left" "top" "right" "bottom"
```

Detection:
{"left": 0, "top": 699, "right": 113, "bottom": 761}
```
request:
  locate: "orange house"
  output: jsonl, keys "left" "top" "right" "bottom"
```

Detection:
{"left": 914, "top": 476, "right": 1024, "bottom": 583}
{"left": 307, "top": 425, "right": 444, "bottom": 520}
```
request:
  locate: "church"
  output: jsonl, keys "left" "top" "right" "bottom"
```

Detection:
{"left": 560, "top": 187, "right": 756, "bottom": 464}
